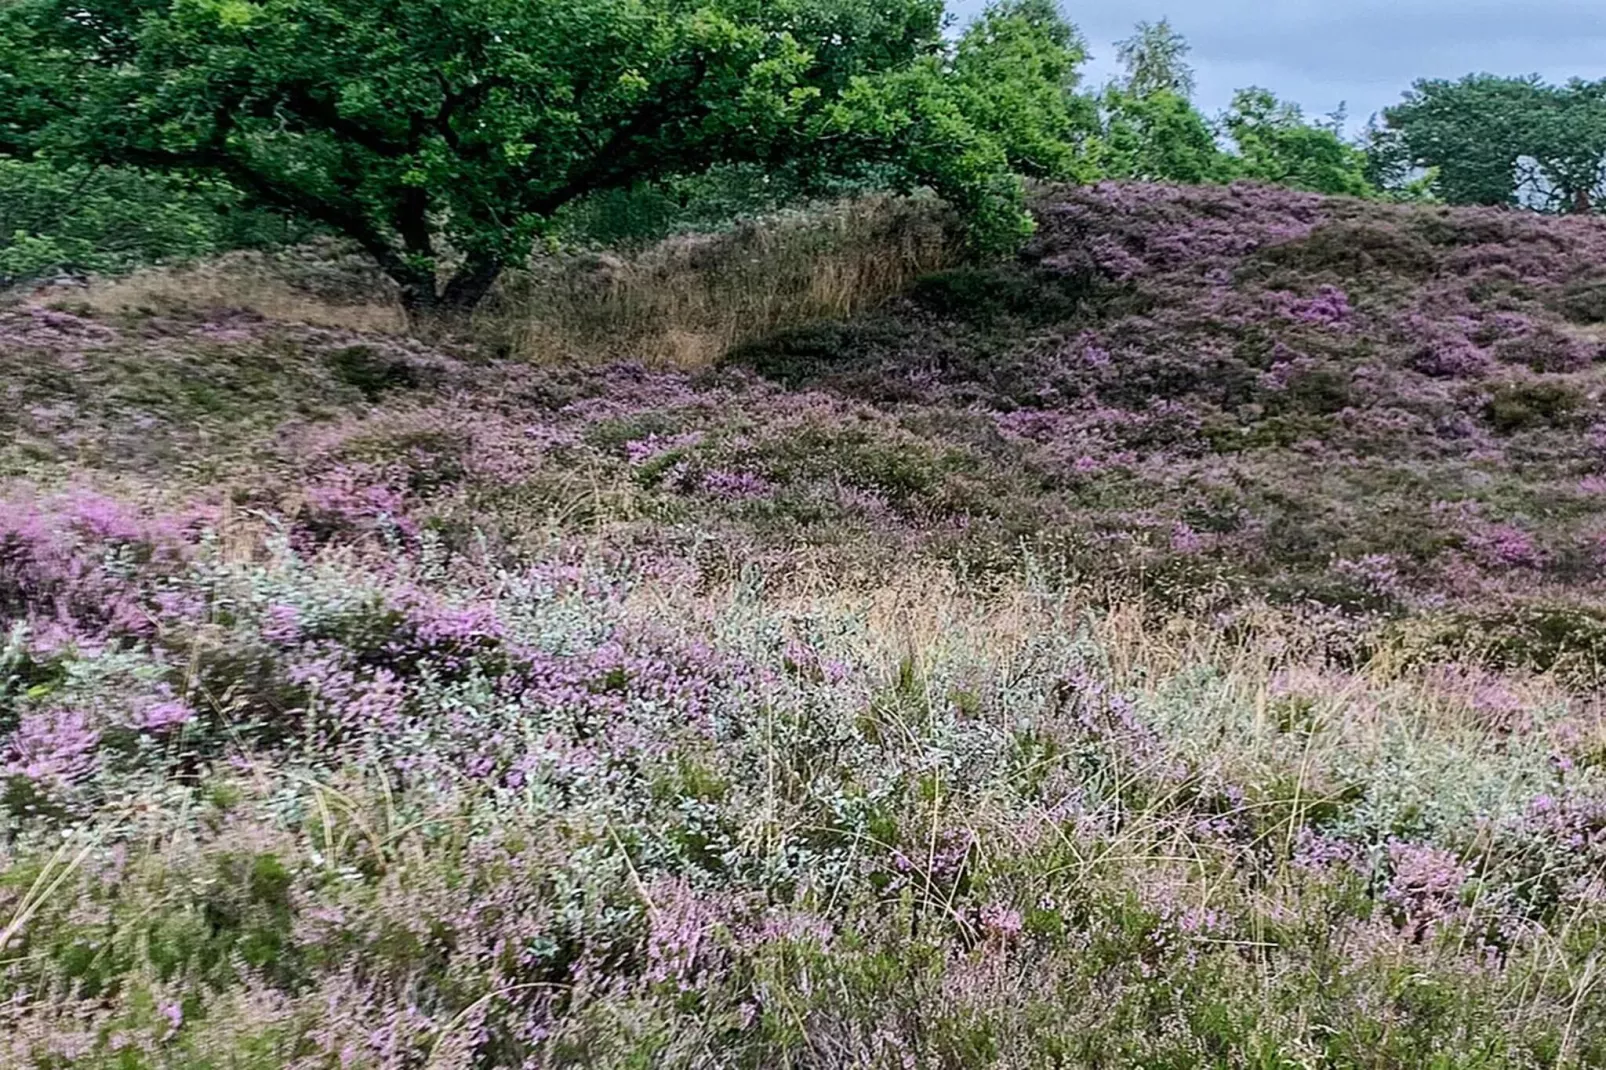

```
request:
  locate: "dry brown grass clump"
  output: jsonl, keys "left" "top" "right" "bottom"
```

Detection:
{"left": 75, "top": 239, "right": 408, "bottom": 333}
{"left": 483, "top": 194, "right": 956, "bottom": 366}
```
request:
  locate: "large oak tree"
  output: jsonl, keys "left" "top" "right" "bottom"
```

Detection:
{"left": 2, "top": 0, "right": 1079, "bottom": 319}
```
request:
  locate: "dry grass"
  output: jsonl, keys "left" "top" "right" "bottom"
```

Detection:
{"left": 74, "top": 241, "right": 409, "bottom": 333}
{"left": 64, "top": 195, "right": 954, "bottom": 367}
{"left": 482, "top": 194, "right": 958, "bottom": 367}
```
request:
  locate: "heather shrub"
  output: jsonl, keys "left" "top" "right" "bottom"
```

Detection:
{"left": 908, "top": 263, "right": 1092, "bottom": 326}
{"left": 7, "top": 182, "right": 1606, "bottom": 1065}
{"left": 1483, "top": 379, "right": 1587, "bottom": 432}
{"left": 1491, "top": 324, "right": 1596, "bottom": 373}
{"left": 1416, "top": 603, "right": 1606, "bottom": 682}
{"left": 324, "top": 344, "right": 424, "bottom": 401}
{"left": 1555, "top": 274, "right": 1606, "bottom": 324}
{"left": 3, "top": 511, "right": 1606, "bottom": 1063}
{"left": 1247, "top": 218, "right": 1439, "bottom": 280}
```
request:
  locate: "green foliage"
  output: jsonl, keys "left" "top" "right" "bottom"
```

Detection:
{"left": 0, "top": 159, "right": 303, "bottom": 285}
{"left": 1089, "top": 18, "right": 1230, "bottom": 185}
{"left": 949, "top": 0, "right": 1101, "bottom": 181}
{"left": 549, "top": 164, "right": 852, "bottom": 248}
{"left": 0, "top": 0, "right": 1058, "bottom": 316}
{"left": 1096, "top": 88, "right": 1232, "bottom": 184}
{"left": 1483, "top": 379, "right": 1586, "bottom": 433}
{"left": 1525, "top": 78, "right": 1606, "bottom": 212}
{"left": 1379, "top": 76, "right": 1543, "bottom": 207}
{"left": 1086, "top": 21, "right": 1376, "bottom": 197}
{"left": 1221, "top": 89, "right": 1374, "bottom": 197}
{"left": 1381, "top": 75, "right": 1606, "bottom": 211}
{"left": 1115, "top": 18, "right": 1196, "bottom": 101}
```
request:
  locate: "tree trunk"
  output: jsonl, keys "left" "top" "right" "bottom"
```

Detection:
{"left": 440, "top": 253, "right": 504, "bottom": 314}
{"left": 393, "top": 255, "right": 504, "bottom": 332}
{"left": 394, "top": 264, "right": 444, "bottom": 324}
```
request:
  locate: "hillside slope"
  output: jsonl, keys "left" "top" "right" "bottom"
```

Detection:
{"left": 742, "top": 182, "right": 1606, "bottom": 638}
{"left": 11, "top": 181, "right": 1606, "bottom": 669}
{"left": 5, "top": 183, "right": 1606, "bottom": 1067}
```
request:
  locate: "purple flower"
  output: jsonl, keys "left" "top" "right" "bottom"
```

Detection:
{"left": 263, "top": 603, "right": 303, "bottom": 645}
{"left": 137, "top": 701, "right": 195, "bottom": 732}
{"left": 1169, "top": 522, "right": 1205, "bottom": 554}
{"left": 1267, "top": 285, "right": 1352, "bottom": 328}
{"left": 1333, "top": 554, "right": 1403, "bottom": 599}
{"left": 699, "top": 469, "right": 774, "bottom": 501}
{"left": 1466, "top": 523, "right": 1544, "bottom": 569}
{"left": 1292, "top": 828, "right": 1360, "bottom": 874}
{"left": 979, "top": 903, "right": 1024, "bottom": 939}
{"left": 625, "top": 432, "right": 702, "bottom": 467}
{"left": 6, "top": 709, "right": 99, "bottom": 786}
{"left": 1384, "top": 840, "right": 1470, "bottom": 928}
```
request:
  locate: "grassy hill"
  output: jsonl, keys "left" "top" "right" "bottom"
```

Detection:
{"left": 4, "top": 184, "right": 1606, "bottom": 1066}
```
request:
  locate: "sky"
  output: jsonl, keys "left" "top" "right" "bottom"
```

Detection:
{"left": 949, "top": 0, "right": 1606, "bottom": 132}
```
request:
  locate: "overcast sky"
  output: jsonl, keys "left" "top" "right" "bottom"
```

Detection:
{"left": 949, "top": 1, "right": 1606, "bottom": 131}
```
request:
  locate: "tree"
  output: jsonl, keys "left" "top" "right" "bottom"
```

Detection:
{"left": 2, "top": 0, "right": 1048, "bottom": 320}
{"left": 1115, "top": 18, "right": 1196, "bottom": 101}
{"left": 950, "top": 0, "right": 1101, "bottom": 181}
{"left": 1379, "top": 74, "right": 1606, "bottom": 212}
{"left": 1091, "top": 18, "right": 1227, "bottom": 184}
{"left": 1096, "top": 88, "right": 1230, "bottom": 184}
{"left": 1221, "top": 88, "right": 1373, "bottom": 197}
{"left": 1525, "top": 78, "right": 1606, "bottom": 213}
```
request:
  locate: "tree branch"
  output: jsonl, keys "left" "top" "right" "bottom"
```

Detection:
{"left": 275, "top": 86, "right": 419, "bottom": 159}
{"left": 519, "top": 57, "right": 713, "bottom": 217}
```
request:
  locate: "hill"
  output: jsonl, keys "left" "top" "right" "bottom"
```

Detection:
{"left": 3, "top": 184, "right": 1606, "bottom": 1065}
{"left": 11, "top": 181, "right": 1606, "bottom": 670}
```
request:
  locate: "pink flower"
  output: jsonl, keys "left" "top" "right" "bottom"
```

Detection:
{"left": 980, "top": 903, "right": 1024, "bottom": 939}
{"left": 137, "top": 701, "right": 195, "bottom": 732}
{"left": 6, "top": 709, "right": 99, "bottom": 785}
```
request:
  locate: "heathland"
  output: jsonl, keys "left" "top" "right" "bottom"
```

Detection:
{"left": 4, "top": 180, "right": 1606, "bottom": 1066}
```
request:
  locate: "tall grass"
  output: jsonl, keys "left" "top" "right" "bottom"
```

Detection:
{"left": 53, "top": 196, "right": 956, "bottom": 369}
{"left": 71, "top": 239, "right": 409, "bottom": 333}
{"left": 484, "top": 194, "right": 957, "bottom": 366}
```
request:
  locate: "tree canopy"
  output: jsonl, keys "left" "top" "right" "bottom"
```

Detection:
{"left": 23, "top": 3, "right": 1606, "bottom": 306}
{"left": 1115, "top": 19, "right": 1196, "bottom": 101}
{"left": 1222, "top": 89, "right": 1372, "bottom": 197}
{"left": 1379, "top": 75, "right": 1606, "bottom": 212}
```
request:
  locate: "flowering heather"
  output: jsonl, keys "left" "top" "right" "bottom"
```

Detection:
{"left": 4, "top": 184, "right": 1606, "bottom": 1065}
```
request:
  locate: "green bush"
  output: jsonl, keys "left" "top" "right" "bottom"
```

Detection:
{"left": 0, "top": 159, "right": 305, "bottom": 286}
{"left": 1483, "top": 380, "right": 1586, "bottom": 432}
